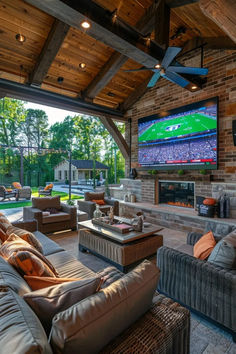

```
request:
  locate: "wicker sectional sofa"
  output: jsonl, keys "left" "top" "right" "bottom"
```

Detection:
{"left": 0, "top": 218, "right": 191, "bottom": 354}
{"left": 157, "top": 221, "right": 236, "bottom": 341}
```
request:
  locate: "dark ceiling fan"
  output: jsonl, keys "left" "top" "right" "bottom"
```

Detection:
{"left": 124, "top": 47, "right": 208, "bottom": 88}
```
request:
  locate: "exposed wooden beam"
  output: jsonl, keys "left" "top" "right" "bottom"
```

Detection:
{"left": 99, "top": 116, "right": 129, "bottom": 159}
{"left": 155, "top": 0, "right": 170, "bottom": 49}
{"left": 165, "top": 0, "right": 199, "bottom": 7}
{"left": 82, "top": 0, "right": 162, "bottom": 100}
{"left": 199, "top": 0, "right": 236, "bottom": 44}
{"left": 24, "top": 0, "right": 204, "bottom": 92}
{"left": 0, "top": 79, "right": 124, "bottom": 120}
{"left": 24, "top": 0, "right": 164, "bottom": 68}
{"left": 120, "top": 75, "right": 153, "bottom": 112}
{"left": 82, "top": 53, "right": 127, "bottom": 100}
{"left": 29, "top": 19, "right": 70, "bottom": 86}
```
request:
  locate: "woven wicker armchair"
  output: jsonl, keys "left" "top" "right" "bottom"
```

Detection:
{"left": 0, "top": 186, "right": 18, "bottom": 201}
{"left": 38, "top": 183, "right": 53, "bottom": 197}
{"left": 157, "top": 221, "right": 236, "bottom": 340}
{"left": 78, "top": 191, "right": 119, "bottom": 219}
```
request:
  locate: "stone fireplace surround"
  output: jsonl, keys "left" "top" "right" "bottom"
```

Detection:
{"left": 110, "top": 178, "right": 236, "bottom": 232}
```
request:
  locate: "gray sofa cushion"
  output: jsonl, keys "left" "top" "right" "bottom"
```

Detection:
{"left": 47, "top": 251, "right": 95, "bottom": 279}
{"left": 208, "top": 232, "right": 236, "bottom": 269}
{"left": 24, "top": 276, "right": 101, "bottom": 334}
{"left": 0, "top": 287, "right": 52, "bottom": 354}
{"left": 34, "top": 231, "right": 64, "bottom": 256}
{"left": 0, "top": 255, "right": 31, "bottom": 296}
{"left": 176, "top": 244, "right": 193, "bottom": 256}
{"left": 50, "top": 260, "right": 160, "bottom": 354}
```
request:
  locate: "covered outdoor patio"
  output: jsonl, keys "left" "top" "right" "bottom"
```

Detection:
{"left": 0, "top": 0, "right": 236, "bottom": 353}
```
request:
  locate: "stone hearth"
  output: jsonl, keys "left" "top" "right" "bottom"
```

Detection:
{"left": 110, "top": 178, "right": 236, "bottom": 219}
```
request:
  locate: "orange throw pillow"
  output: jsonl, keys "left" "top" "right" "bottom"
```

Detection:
{"left": 0, "top": 234, "right": 58, "bottom": 277}
{"left": 92, "top": 199, "right": 105, "bottom": 205}
{"left": 6, "top": 226, "right": 43, "bottom": 253}
{"left": 44, "top": 183, "right": 53, "bottom": 191}
{"left": 24, "top": 275, "right": 82, "bottom": 290}
{"left": 6, "top": 188, "right": 13, "bottom": 192}
{"left": 193, "top": 231, "right": 216, "bottom": 260}
{"left": 12, "top": 182, "right": 22, "bottom": 189}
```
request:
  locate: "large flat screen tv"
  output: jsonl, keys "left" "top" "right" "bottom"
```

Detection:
{"left": 138, "top": 97, "right": 218, "bottom": 170}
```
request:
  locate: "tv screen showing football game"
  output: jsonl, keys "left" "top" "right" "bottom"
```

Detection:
{"left": 138, "top": 97, "right": 218, "bottom": 170}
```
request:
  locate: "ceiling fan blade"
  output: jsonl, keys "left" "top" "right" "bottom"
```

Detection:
{"left": 147, "top": 72, "right": 161, "bottom": 88}
{"left": 161, "top": 47, "right": 182, "bottom": 69}
{"left": 123, "top": 67, "right": 154, "bottom": 72}
{"left": 168, "top": 66, "right": 208, "bottom": 75}
{"left": 164, "top": 71, "right": 189, "bottom": 88}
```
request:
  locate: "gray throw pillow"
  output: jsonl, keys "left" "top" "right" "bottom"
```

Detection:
{"left": 23, "top": 276, "right": 101, "bottom": 334}
{"left": 208, "top": 232, "right": 236, "bottom": 269}
{"left": 50, "top": 260, "right": 160, "bottom": 354}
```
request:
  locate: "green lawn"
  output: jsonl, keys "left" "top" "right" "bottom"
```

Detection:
{"left": 0, "top": 187, "right": 82, "bottom": 210}
{"left": 139, "top": 113, "right": 217, "bottom": 142}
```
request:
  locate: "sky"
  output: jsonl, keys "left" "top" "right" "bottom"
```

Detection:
{"left": 24, "top": 102, "right": 78, "bottom": 126}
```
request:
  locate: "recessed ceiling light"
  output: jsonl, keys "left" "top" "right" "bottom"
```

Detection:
{"left": 79, "top": 63, "right": 86, "bottom": 69}
{"left": 81, "top": 20, "right": 91, "bottom": 29}
{"left": 57, "top": 76, "right": 64, "bottom": 83}
{"left": 15, "top": 33, "right": 26, "bottom": 43}
{"left": 155, "top": 64, "right": 161, "bottom": 69}
{"left": 191, "top": 85, "right": 198, "bottom": 90}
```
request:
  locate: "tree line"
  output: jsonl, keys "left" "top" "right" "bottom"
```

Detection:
{"left": 0, "top": 98, "right": 125, "bottom": 186}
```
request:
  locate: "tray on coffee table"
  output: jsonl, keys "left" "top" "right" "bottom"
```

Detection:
{"left": 92, "top": 218, "right": 133, "bottom": 234}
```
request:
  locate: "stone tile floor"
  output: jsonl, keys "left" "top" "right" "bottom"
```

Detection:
{"left": 3, "top": 208, "right": 236, "bottom": 354}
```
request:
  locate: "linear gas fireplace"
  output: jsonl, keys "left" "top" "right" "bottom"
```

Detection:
{"left": 159, "top": 181, "right": 195, "bottom": 208}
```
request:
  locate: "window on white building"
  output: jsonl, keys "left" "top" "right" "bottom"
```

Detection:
{"left": 72, "top": 170, "right": 76, "bottom": 180}
{"left": 58, "top": 171, "right": 62, "bottom": 180}
{"left": 65, "top": 170, "right": 68, "bottom": 179}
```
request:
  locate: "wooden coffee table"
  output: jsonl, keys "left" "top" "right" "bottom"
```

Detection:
{"left": 78, "top": 218, "right": 163, "bottom": 272}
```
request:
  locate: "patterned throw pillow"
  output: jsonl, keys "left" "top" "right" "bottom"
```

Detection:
{"left": 0, "top": 227, "right": 7, "bottom": 242}
{"left": 6, "top": 226, "right": 43, "bottom": 253}
{"left": 0, "top": 234, "right": 58, "bottom": 277}
{"left": 0, "top": 213, "right": 11, "bottom": 232}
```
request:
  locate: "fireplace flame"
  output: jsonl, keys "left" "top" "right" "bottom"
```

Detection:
{"left": 167, "top": 201, "right": 193, "bottom": 208}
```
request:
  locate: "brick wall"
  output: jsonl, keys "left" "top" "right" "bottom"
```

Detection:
{"left": 124, "top": 49, "right": 236, "bottom": 197}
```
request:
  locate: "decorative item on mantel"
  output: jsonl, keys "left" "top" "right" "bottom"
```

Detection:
{"left": 129, "top": 168, "right": 137, "bottom": 179}
{"left": 130, "top": 194, "right": 136, "bottom": 203}
{"left": 93, "top": 204, "right": 103, "bottom": 219}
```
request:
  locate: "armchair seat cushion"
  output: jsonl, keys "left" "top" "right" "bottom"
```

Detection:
{"left": 42, "top": 212, "right": 70, "bottom": 224}
{"left": 176, "top": 244, "right": 193, "bottom": 256}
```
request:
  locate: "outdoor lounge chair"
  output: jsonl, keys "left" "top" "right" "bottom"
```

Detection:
{"left": 12, "top": 182, "right": 31, "bottom": 200}
{"left": 0, "top": 186, "right": 18, "bottom": 201}
{"left": 38, "top": 183, "right": 53, "bottom": 197}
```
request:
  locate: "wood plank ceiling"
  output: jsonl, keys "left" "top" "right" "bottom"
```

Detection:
{"left": 0, "top": 0, "right": 234, "bottom": 118}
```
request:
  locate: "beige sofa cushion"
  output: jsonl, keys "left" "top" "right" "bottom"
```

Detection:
{"left": 32, "top": 196, "right": 61, "bottom": 211}
{"left": 42, "top": 212, "right": 70, "bottom": 224}
{"left": 50, "top": 260, "right": 160, "bottom": 354}
{"left": 24, "top": 276, "right": 101, "bottom": 334}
